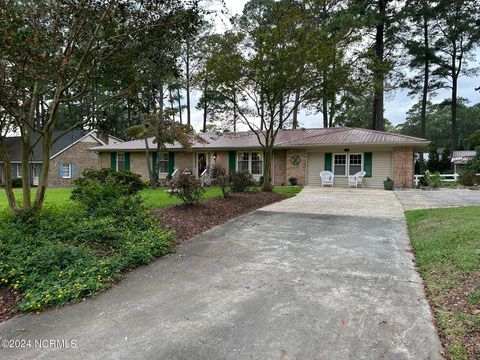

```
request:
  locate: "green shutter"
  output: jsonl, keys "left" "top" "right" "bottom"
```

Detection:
{"left": 364, "top": 152, "right": 372, "bottom": 177}
{"left": 229, "top": 151, "right": 236, "bottom": 172}
{"left": 324, "top": 153, "right": 332, "bottom": 171}
{"left": 152, "top": 152, "right": 157, "bottom": 173}
{"left": 125, "top": 152, "right": 131, "bottom": 171}
{"left": 168, "top": 152, "right": 175, "bottom": 175}
{"left": 111, "top": 152, "right": 117, "bottom": 170}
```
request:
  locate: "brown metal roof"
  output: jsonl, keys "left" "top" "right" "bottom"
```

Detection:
{"left": 90, "top": 127, "right": 429, "bottom": 152}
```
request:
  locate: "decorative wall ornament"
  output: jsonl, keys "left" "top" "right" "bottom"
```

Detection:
{"left": 291, "top": 154, "right": 301, "bottom": 166}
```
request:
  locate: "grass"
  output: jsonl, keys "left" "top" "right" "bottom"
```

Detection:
{"left": 273, "top": 185, "right": 302, "bottom": 197}
{"left": 406, "top": 206, "right": 480, "bottom": 360}
{"left": 0, "top": 185, "right": 301, "bottom": 211}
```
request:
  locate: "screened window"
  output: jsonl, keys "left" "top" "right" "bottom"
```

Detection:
{"left": 334, "top": 154, "right": 347, "bottom": 176}
{"left": 237, "top": 152, "right": 263, "bottom": 175}
{"left": 117, "top": 153, "right": 126, "bottom": 170}
{"left": 238, "top": 152, "right": 250, "bottom": 172}
{"left": 61, "top": 164, "right": 72, "bottom": 179}
{"left": 159, "top": 153, "right": 169, "bottom": 173}
{"left": 349, "top": 154, "right": 363, "bottom": 175}
{"left": 333, "top": 153, "right": 363, "bottom": 176}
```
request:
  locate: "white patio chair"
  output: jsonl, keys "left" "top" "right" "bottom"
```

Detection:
{"left": 320, "top": 171, "right": 334, "bottom": 187}
{"left": 348, "top": 171, "right": 366, "bottom": 188}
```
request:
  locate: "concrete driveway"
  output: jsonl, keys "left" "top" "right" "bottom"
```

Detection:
{"left": 395, "top": 188, "right": 480, "bottom": 210}
{"left": 0, "top": 187, "right": 442, "bottom": 360}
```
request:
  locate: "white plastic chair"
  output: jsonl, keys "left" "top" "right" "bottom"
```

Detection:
{"left": 320, "top": 171, "right": 334, "bottom": 187}
{"left": 348, "top": 171, "right": 366, "bottom": 188}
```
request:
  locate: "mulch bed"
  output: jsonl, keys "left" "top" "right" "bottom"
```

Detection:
{"left": 154, "top": 191, "right": 286, "bottom": 244}
{"left": 0, "top": 287, "right": 21, "bottom": 323}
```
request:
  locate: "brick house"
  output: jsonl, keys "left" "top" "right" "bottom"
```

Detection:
{"left": 92, "top": 128, "right": 429, "bottom": 188}
{"left": 0, "top": 129, "right": 122, "bottom": 187}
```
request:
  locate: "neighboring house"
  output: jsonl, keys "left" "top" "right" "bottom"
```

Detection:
{"left": 91, "top": 127, "right": 429, "bottom": 188}
{"left": 452, "top": 150, "right": 476, "bottom": 174}
{"left": 0, "top": 129, "right": 122, "bottom": 187}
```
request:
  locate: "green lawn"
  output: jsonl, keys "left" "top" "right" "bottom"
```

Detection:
{"left": 272, "top": 185, "right": 302, "bottom": 197}
{"left": 406, "top": 206, "right": 480, "bottom": 360}
{"left": 0, "top": 185, "right": 301, "bottom": 210}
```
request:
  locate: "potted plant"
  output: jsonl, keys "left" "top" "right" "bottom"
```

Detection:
{"left": 288, "top": 176, "right": 298, "bottom": 186}
{"left": 383, "top": 177, "right": 394, "bottom": 190}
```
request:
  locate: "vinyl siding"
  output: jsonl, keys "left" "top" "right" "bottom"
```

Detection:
{"left": 306, "top": 152, "right": 324, "bottom": 186}
{"left": 306, "top": 150, "right": 392, "bottom": 188}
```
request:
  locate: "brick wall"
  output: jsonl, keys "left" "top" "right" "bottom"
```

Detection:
{"left": 129, "top": 152, "right": 149, "bottom": 181}
{"left": 273, "top": 150, "right": 287, "bottom": 185}
{"left": 48, "top": 142, "right": 100, "bottom": 187}
{"left": 213, "top": 151, "right": 229, "bottom": 172}
{"left": 393, "top": 146, "right": 414, "bottom": 188}
{"left": 286, "top": 149, "right": 306, "bottom": 185}
{"left": 174, "top": 152, "right": 194, "bottom": 172}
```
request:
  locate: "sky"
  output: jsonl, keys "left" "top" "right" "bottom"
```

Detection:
{"left": 188, "top": 0, "right": 480, "bottom": 131}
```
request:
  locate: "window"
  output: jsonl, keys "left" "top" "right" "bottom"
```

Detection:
{"left": 15, "top": 164, "right": 22, "bottom": 178}
{"left": 334, "top": 154, "right": 347, "bottom": 176}
{"left": 61, "top": 164, "right": 72, "bottom": 179}
{"left": 333, "top": 153, "right": 363, "bottom": 176}
{"left": 117, "top": 153, "right": 126, "bottom": 170}
{"left": 349, "top": 154, "right": 362, "bottom": 175}
{"left": 158, "top": 153, "right": 169, "bottom": 173}
{"left": 251, "top": 152, "right": 263, "bottom": 175}
{"left": 237, "top": 152, "right": 263, "bottom": 175}
{"left": 238, "top": 152, "right": 250, "bottom": 172}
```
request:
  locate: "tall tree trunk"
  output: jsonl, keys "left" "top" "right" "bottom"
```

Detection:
{"left": 152, "top": 85, "right": 165, "bottom": 189}
{"left": 260, "top": 90, "right": 265, "bottom": 131}
{"left": 185, "top": 39, "right": 191, "bottom": 126}
{"left": 329, "top": 98, "right": 335, "bottom": 128}
{"left": 420, "top": 13, "right": 429, "bottom": 139}
{"left": 372, "top": 0, "right": 386, "bottom": 131}
{"left": 262, "top": 136, "right": 274, "bottom": 192}
{"left": 177, "top": 85, "right": 183, "bottom": 124}
{"left": 0, "top": 139, "right": 19, "bottom": 212}
{"left": 322, "top": 97, "right": 329, "bottom": 128}
{"left": 292, "top": 86, "right": 301, "bottom": 129}
{"left": 279, "top": 98, "right": 284, "bottom": 129}
{"left": 127, "top": 98, "right": 131, "bottom": 129}
{"left": 202, "top": 80, "right": 207, "bottom": 132}
{"left": 233, "top": 90, "right": 237, "bottom": 132}
{"left": 21, "top": 82, "right": 39, "bottom": 210}
{"left": 168, "top": 86, "right": 175, "bottom": 122}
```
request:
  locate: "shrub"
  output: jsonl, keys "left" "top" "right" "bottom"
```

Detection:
{"left": 168, "top": 174, "right": 205, "bottom": 205}
{"left": 0, "top": 200, "right": 172, "bottom": 312}
{"left": 12, "top": 177, "right": 22, "bottom": 188}
{"left": 423, "top": 170, "right": 442, "bottom": 187}
{"left": 458, "top": 172, "right": 479, "bottom": 186}
{"left": 72, "top": 168, "right": 144, "bottom": 197}
{"left": 71, "top": 168, "right": 145, "bottom": 215}
{"left": 211, "top": 166, "right": 232, "bottom": 198}
{"left": 429, "top": 171, "right": 442, "bottom": 187}
{"left": 231, "top": 171, "right": 256, "bottom": 192}
{"left": 288, "top": 176, "right": 298, "bottom": 186}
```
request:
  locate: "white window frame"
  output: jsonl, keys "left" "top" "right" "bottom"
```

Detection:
{"left": 15, "top": 163, "right": 22, "bottom": 178}
{"left": 348, "top": 153, "right": 363, "bottom": 176}
{"left": 333, "top": 153, "right": 363, "bottom": 177}
{"left": 236, "top": 151, "right": 264, "bottom": 176}
{"left": 117, "top": 152, "right": 125, "bottom": 171}
{"left": 61, "top": 163, "right": 72, "bottom": 179}
{"left": 158, "top": 153, "right": 169, "bottom": 174}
